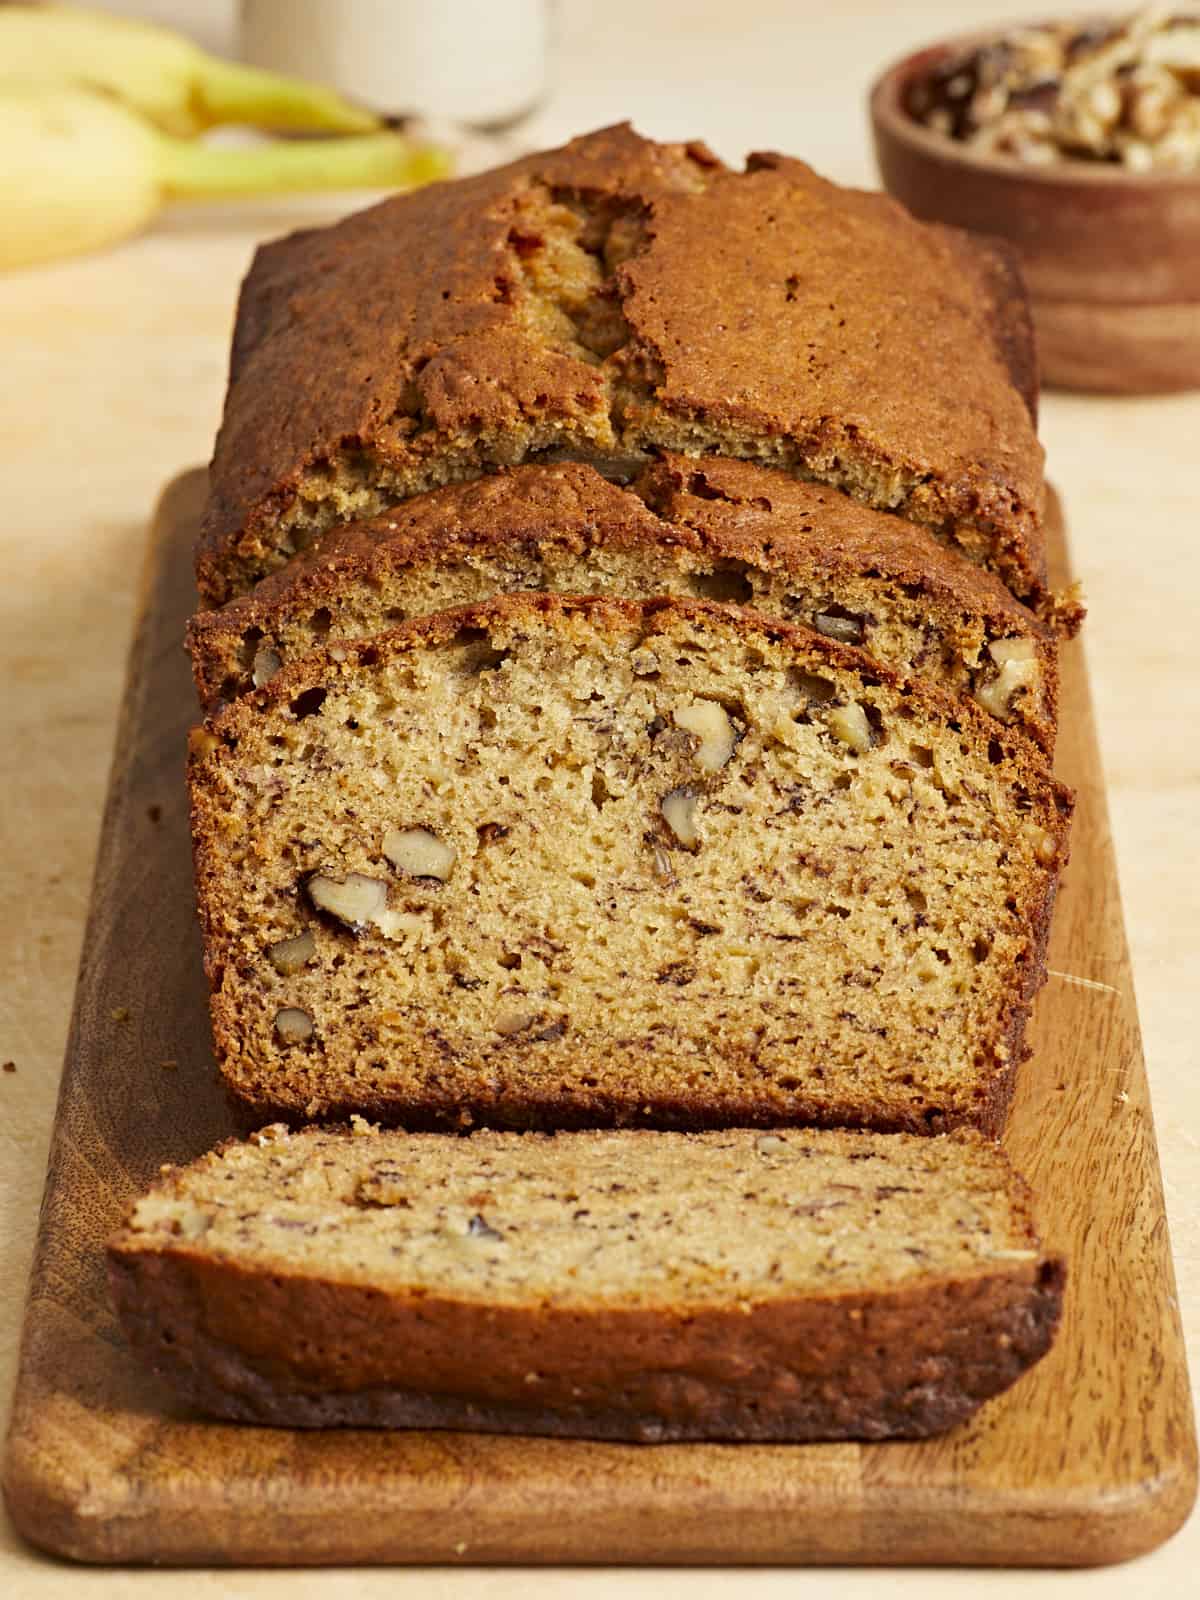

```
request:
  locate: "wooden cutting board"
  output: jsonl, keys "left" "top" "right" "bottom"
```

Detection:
{"left": 2, "top": 472, "right": 1195, "bottom": 1567}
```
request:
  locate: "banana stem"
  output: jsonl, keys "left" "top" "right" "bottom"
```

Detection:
{"left": 158, "top": 131, "right": 452, "bottom": 198}
{"left": 191, "top": 58, "right": 381, "bottom": 135}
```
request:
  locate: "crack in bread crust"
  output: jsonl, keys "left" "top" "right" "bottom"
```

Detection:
{"left": 197, "top": 124, "right": 1048, "bottom": 613}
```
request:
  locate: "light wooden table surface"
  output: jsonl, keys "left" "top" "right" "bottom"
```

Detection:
{"left": 1, "top": 0, "right": 1195, "bottom": 1591}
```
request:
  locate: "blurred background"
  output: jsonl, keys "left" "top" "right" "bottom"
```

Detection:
{"left": 102, "top": 0, "right": 964, "bottom": 173}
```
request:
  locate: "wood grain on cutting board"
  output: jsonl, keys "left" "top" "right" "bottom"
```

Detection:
{"left": 2, "top": 472, "right": 1195, "bottom": 1566}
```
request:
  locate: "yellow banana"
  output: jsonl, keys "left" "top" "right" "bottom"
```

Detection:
{"left": 0, "top": 84, "right": 451, "bottom": 271}
{"left": 0, "top": 3, "right": 380, "bottom": 135}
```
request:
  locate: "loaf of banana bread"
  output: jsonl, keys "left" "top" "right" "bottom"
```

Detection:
{"left": 189, "top": 456, "right": 1061, "bottom": 753}
{"left": 188, "top": 592, "right": 1070, "bottom": 1134}
{"left": 196, "top": 123, "right": 1048, "bottom": 612}
{"left": 107, "top": 1123, "right": 1065, "bottom": 1441}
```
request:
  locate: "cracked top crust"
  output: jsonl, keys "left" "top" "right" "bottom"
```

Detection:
{"left": 197, "top": 123, "right": 1046, "bottom": 609}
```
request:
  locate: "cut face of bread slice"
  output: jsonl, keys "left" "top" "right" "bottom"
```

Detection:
{"left": 108, "top": 1124, "right": 1065, "bottom": 1442}
{"left": 189, "top": 594, "right": 1070, "bottom": 1135}
{"left": 189, "top": 458, "right": 1062, "bottom": 754}
{"left": 196, "top": 123, "right": 1047, "bottom": 611}
{"left": 110, "top": 1123, "right": 1065, "bottom": 1440}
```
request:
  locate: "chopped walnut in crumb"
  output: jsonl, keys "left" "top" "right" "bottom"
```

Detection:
{"left": 661, "top": 787, "right": 700, "bottom": 847}
{"left": 826, "top": 701, "right": 874, "bottom": 754}
{"left": 813, "top": 611, "right": 865, "bottom": 645}
{"left": 975, "top": 637, "right": 1041, "bottom": 721}
{"left": 1033, "top": 827, "right": 1059, "bottom": 864}
{"left": 269, "top": 929, "right": 316, "bottom": 974}
{"left": 673, "top": 699, "right": 737, "bottom": 770}
{"left": 252, "top": 644, "right": 283, "bottom": 688}
{"left": 383, "top": 826, "right": 456, "bottom": 881}
{"left": 651, "top": 841, "right": 676, "bottom": 883}
{"left": 274, "top": 1006, "right": 313, "bottom": 1042}
{"left": 307, "top": 872, "right": 425, "bottom": 939}
{"left": 756, "top": 1133, "right": 788, "bottom": 1154}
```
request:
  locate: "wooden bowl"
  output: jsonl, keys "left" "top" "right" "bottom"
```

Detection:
{"left": 870, "top": 30, "right": 1200, "bottom": 394}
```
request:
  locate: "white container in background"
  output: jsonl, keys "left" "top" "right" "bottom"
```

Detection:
{"left": 240, "top": 0, "right": 548, "bottom": 128}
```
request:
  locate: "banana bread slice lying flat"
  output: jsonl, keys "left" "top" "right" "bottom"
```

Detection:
{"left": 108, "top": 1124, "right": 1065, "bottom": 1442}
{"left": 189, "top": 594, "right": 1070, "bottom": 1134}
{"left": 196, "top": 123, "right": 1049, "bottom": 612}
{"left": 189, "top": 457, "right": 1061, "bottom": 754}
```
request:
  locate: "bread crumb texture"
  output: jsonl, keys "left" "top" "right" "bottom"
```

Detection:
{"left": 189, "top": 458, "right": 1061, "bottom": 753}
{"left": 107, "top": 1124, "right": 1064, "bottom": 1439}
{"left": 118, "top": 1125, "right": 1043, "bottom": 1307}
{"left": 190, "top": 594, "right": 1069, "bottom": 1133}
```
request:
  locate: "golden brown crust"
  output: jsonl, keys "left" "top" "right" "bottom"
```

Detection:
{"left": 106, "top": 1125, "right": 1065, "bottom": 1442}
{"left": 189, "top": 592, "right": 1072, "bottom": 1136}
{"left": 188, "top": 457, "right": 1060, "bottom": 753}
{"left": 619, "top": 151, "right": 1045, "bottom": 587}
{"left": 199, "top": 124, "right": 713, "bottom": 603}
{"left": 962, "top": 235, "right": 1041, "bottom": 428}
{"left": 108, "top": 1246, "right": 1065, "bottom": 1441}
{"left": 197, "top": 124, "right": 1046, "bottom": 609}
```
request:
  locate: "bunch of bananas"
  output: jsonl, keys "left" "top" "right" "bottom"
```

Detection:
{"left": 0, "top": 4, "right": 451, "bottom": 269}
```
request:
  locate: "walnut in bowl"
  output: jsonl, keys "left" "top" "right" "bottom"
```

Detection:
{"left": 870, "top": 9, "right": 1200, "bottom": 392}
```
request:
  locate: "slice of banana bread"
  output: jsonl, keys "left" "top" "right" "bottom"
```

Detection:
{"left": 196, "top": 123, "right": 1048, "bottom": 612}
{"left": 189, "top": 457, "right": 1062, "bottom": 753}
{"left": 189, "top": 593, "right": 1070, "bottom": 1134}
{"left": 107, "top": 1123, "right": 1065, "bottom": 1441}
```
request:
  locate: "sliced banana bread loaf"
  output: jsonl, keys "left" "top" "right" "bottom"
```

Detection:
{"left": 108, "top": 1123, "right": 1065, "bottom": 1441}
{"left": 196, "top": 122, "right": 1048, "bottom": 611}
{"left": 189, "top": 593, "right": 1070, "bottom": 1134}
{"left": 189, "top": 457, "right": 1061, "bottom": 753}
